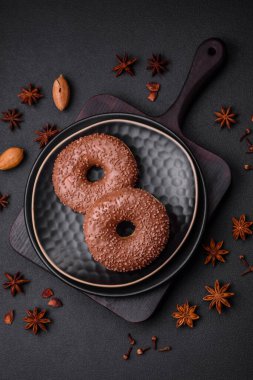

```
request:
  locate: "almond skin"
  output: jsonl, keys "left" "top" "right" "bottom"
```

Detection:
{"left": 52, "top": 74, "right": 70, "bottom": 111}
{"left": 0, "top": 147, "right": 24, "bottom": 170}
{"left": 4, "top": 310, "right": 14, "bottom": 325}
{"left": 48, "top": 297, "right": 63, "bottom": 308}
{"left": 41, "top": 288, "right": 54, "bottom": 298}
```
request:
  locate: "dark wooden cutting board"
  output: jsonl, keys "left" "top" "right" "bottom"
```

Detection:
{"left": 10, "top": 38, "right": 231, "bottom": 322}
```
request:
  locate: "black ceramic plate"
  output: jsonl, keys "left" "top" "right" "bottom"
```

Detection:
{"left": 40, "top": 165, "right": 205, "bottom": 297}
{"left": 25, "top": 115, "right": 198, "bottom": 287}
{"left": 25, "top": 114, "right": 206, "bottom": 296}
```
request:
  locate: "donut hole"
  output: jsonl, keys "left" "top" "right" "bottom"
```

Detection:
{"left": 116, "top": 220, "right": 135, "bottom": 237}
{"left": 86, "top": 166, "right": 104, "bottom": 182}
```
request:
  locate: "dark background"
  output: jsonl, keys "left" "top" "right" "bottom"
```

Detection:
{"left": 1, "top": 1, "right": 253, "bottom": 379}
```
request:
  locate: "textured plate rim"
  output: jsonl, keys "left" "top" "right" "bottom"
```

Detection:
{"left": 30, "top": 118, "right": 199, "bottom": 288}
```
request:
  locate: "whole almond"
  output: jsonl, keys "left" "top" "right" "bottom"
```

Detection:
{"left": 52, "top": 74, "right": 70, "bottom": 111}
{"left": 0, "top": 147, "right": 24, "bottom": 170}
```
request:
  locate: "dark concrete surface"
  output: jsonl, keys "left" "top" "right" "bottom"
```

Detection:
{"left": 0, "top": 1, "right": 253, "bottom": 379}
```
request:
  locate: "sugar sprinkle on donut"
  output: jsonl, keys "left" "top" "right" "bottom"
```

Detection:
{"left": 84, "top": 188, "right": 170, "bottom": 272}
{"left": 52, "top": 134, "right": 138, "bottom": 214}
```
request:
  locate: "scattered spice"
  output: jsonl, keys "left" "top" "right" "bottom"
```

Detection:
{"left": 122, "top": 347, "right": 132, "bottom": 361}
{"left": 41, "top": 288, "right": 54, "bottom": 298}
{"left": 158, "top": 346, "right": 171, "bottom": 352}
{"left": 4, "top": 310, "right": 14, "bottom": 325}
{"left": 214, "top": 107, "right": 236, "bottom": 129}
{"left": 203, "top": 238, "right": 229, "bottom": 266}
{"left": 146, "top": 82, "right": 160, "bottom": 102}
{"left": 172, "top": 301, "right": 199, "bottom": 328}
{"left": 151, "top": 335, "right": 157, "bottom": 350}
{"left": 113, "top": 54, "right": 137, "bottom": 77}
{"left": 34, "top": 123, "right": 60, "bottom": 148}
{"left": 48, "top": 297, "right": 63, "bottom": 308}
{"left": 136, "top": 347, "right": 151, "bottom": 355}
{"left": 246, "top": 138, "right": 253, "bottom": 153}
{"left": 0, "top": 194, "right": 9, "bottom": 210}
{"left": 244, "top": 164, "right": 253, "bottom": 171}
{"left": 3, "top": 272, "right": 30, "bottom": 296}
{"left": 232, "top": 214, "right": 253, "bottom": 240}
{"left": 203, "top": 280, "right": 234, "bottom": 314}
{"left": 239, "top": 255, "right": 253, "bottom": 276}
{"left": 128, "top": 333, "right": 136, "bottom": 346}
{"left": 147, "top": 54, "right": 169, "bottom": 76}
{"left": 23, "top": 307, "right": 51, "bottom": 335}
{"left": 0, "top": 147, "right": 24, "bottom": 171}
{"left": 1, "top": 109, "right": 23, "bottom": 130}
{"left": 240, "top": 128, "right": 251, "bottom": 142}
{"left": 52, "top": 74, "right": 70, "bottom": 111}
{"left": 18, "top": 84, "right": 43, "bottom": 105}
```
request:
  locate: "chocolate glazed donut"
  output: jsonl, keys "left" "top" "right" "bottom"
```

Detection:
{"left": 52, "top": 134, "right": 138, "bottom": 214}
{"left": 84, "top": 188, "right": 170, "bottom": 272}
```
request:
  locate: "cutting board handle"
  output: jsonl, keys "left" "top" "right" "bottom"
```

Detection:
{"left": 161, "top": 38, "right": 226, "bottom": 125}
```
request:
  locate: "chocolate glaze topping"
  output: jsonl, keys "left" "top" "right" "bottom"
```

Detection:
{"left": 52, "top": 133, "right": 138, "bottom": 214}
{"left": 84, "top": 188, "right": 170, "bottom": 272}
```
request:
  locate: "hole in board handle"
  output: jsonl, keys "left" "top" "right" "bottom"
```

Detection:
{"left": 207, "top": 47, "right": 216, "bottom": 56}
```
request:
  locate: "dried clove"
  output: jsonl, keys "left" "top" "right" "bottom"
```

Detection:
{"left": 136, "top": 347, "right": 151, "bottom": 355}
{"left": 246, "top": 138, "right": 253, "bottom": 153}
{"left": 240, "top": 128, "right": 251, "bottom": 142}
{"left": 243, "top": 164, "right": 253, "bottom": 171}
{"left": 122, "top": 347, "right": 132, "bottom": 360}
{"left": 158, "top": 346, "right": 172, "bottom": 352}
{"left": 128, "top": 333, "right": 136, "bottom": 346}
{"left": 151, "top": 336, "right": 157, "bottom": 350}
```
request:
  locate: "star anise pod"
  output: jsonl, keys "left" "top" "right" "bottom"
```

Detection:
{"left": 171, "top": 301, "right": 199, "bottom": 328}
{"left": 203, "top": 238, "right": 229, "bottom": 266}
{"left": 34, "top": 123, "right": 60, "bottom": 148}
{"left": 147, "top": 54, "right": 169, "bottom": 76}
{"left": 0, "top": 194, "right": 9, "bottom": 210}
{"left": 214, "top": 107, "right": 236, "bottom": 129}
{"left": 18, "top": 84, "right": 43, "bottom": 106}
{"left": 203, "top": 280, "right": 234, "bottom": 314}
{"left": 113, "top": 54, "right": 137, "bottom": 77}
{"left": 3, "top": 272, "right": 30, "bottom": 296}
{"left": 23, "top": 307, "right": 51, "bottom": 335}
{"left": 232, "top": 214, "right": 253, "bottom": 240}
{"left": 1, "top": 109, "right": 23, "bottom": 130}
